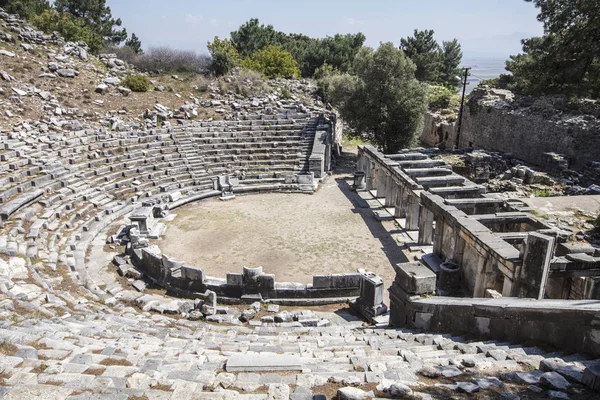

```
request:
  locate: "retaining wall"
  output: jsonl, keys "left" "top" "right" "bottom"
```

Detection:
{"left": 130, "top": 246, "right": 361, "bottom": 302}
{"left": 391, "top": 295, "right": 600, "bottom": 358}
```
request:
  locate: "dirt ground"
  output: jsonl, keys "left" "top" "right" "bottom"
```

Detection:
{"left": 160, "top": 153, "right": 407, "bottom": 295}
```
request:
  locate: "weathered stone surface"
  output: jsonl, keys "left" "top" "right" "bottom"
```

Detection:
{"left": 226, "top": 354, "right": 302, "bottom": 372}
{"left": 337, "top": 387, "right": 373, "bottom": 400}
{"left": 540, "top": 371, "right": 571, "bottom": 391}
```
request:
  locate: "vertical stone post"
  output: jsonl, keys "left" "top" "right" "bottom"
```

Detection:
{"left": 417, "top": 204, "right": 435, "bottom": 245}
{"left": 376, "top": 168, "right": 387, "bottom": 198}
{"left": 394, "top": 185, "right": 408, "bottom": 218}
{"left": 519, "top": 232, "right": 555, "bottom": 299}
{"left": 405, "top": 192, "right": 421, "bottom": 230}
{"left": 384, "top": 174, "right": 395, "bottom": 207}
{"left": 365, "top": 160, "right": 373, "bottom": 191}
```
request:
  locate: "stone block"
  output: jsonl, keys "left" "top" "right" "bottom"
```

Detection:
{"left": 313, "top": 275, "right": 331, "bottom": 289}
{"left": 226, "top": 354, "right": 302, "bottom": 372}
{"left": 227, "top": 273, "right": 243, "bottom": 287}
{"left": 258, "top": 274, "right": 275, "bottom": 290}
{"left": 582, "top": 363, "right": 600, "bottom": 391}
{"left": 331, "top": 273, "right": 361, "bottom": 288}
{"left": 297, "top": 173, "right": 314, "bottom": 185}
{"left": 181, "top": 265, "right": 204, "bottom": 282}
{"left": 394, "top": 262, "right": 436, "bottom": 294}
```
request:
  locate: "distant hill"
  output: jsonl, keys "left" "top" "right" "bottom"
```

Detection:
{"left": 461, "top": 57, "right": 507, "bottom": 93}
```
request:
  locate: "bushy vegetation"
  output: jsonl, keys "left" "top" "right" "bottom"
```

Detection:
{"left": 31, "top": 9, "right": 104, "bottom": 52}
{"left": 240, "top": 45, "right": 300, "bottom": 79}
{"left": 427, "top": 85, "right": 460, "bottom": 110}
{"left": 54, "top": 0, "right": 126, "bottom": 44}
{"left": 319, "top": 42, "right": 428, "bottom": 153}
{"left": 0, "top": 0, "right": 49, "bottom": 18}
{"left": 6, "top": 0, "right": 142, "bottom": 55}
{"left": 132, "top": 47, "right": 211, "bottom": 74}
{"left": 490, "top": 0, "right": 600, "bottom": 99}
{"left": 400, "top": 30, "right": 463, "bottom": 89}
{"left": 121, "top": 74, "right": 150, "bottom": 92}
{"left": 207, "top": 37, "right": 239, "bottom": 76}
{"left": 229, "top": 19, "right": 365, "bottom": 77}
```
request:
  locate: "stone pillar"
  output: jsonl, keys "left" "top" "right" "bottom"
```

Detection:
{"left": 384, "top": 174, "right": 395, "bottom": 207}
{"left": 502, "top": 277, "right": 514, "bottom": 297}
{"left": 365, "top": 160, "right": 373, "bottom": 191}
{"left": 432, "top": 216, "right": 444, "bottom": 255}
{"left": 368, "top": 163, "right": 377, "bottom": 191}
{"left": 351, "top": 272, "right": 387, "bottom": 322}
{"left": 389, "top": 262, "right": 436, "bottom": 327}
{"left": 394, "top": 185, "right": 408, "bottom": 218}
{"left": 417, "top": 204, "right": 435, "bottom": 245}
{"left": 517, "top": 232, "right": 555, "bottom": 299}
{"left": 405, "top": 193, "right": 420, "bottom": 231}
{"left": 376, "top": 168, "right": 387, "bottom": 198}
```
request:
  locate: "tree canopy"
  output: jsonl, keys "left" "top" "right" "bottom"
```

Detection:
{"left": 241, "top": 45, "right": 301, "bottom": 79}
{"left": 125, "top": 33, "right": 143, "bottom": 55}
{"left": 495, "top": 0, "right": 600, "bottom": 98}
{"left": 320, "top": 42, "right": 428, "bottom": 153}
{"left": 207, "top": 36, "right": 239, "bottom": 76}
{"left": 0, "top": 0, "right": 49, "bottom": 18}
{"left": 400, "top": 29, "right": 463, "bottom": 89}
{"left": 54, "top": 0, "right": 126, "bottom": 44}
{"left": 229, "top": 19, "right": 365, "bottom": 78}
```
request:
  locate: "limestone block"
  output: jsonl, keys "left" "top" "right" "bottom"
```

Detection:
{"left": 394, "top": 262, "right": 436, "bottom": 294}
{"left": 227, "top": 273, "right": 243, "bottom": 287}
{"left": 258, "top": 274, "right": 275, "bottom": 290}
{"left": 331, "top": 273, "right": 361, "bottom": 288}
{"left": 312, "top": 274, "right": 331, "bottom": 289}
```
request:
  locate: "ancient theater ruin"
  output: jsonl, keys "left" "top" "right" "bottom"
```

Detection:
{"left": 1, "top": 5, "right": 600, "bottom": 400}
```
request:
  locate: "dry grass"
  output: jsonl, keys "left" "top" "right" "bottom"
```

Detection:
{"left": 0, "top": 341, "right": 18, "bottom": 356}
{"left": 0, "top": 370, "right": 11, "bottom": 386}
{"left": 44, "top": 380, "right": 66, "bottom": 386}
{"left": 83, "top": 367, "right": 105, "bottom": 376}
{"left": 30, "top": 363, "right": 47, "bottom": 374}
{"left": 150, "top": 383, "right": 173, "bottom": 392}
{"left": 99, "top": 358, "right": 132, "bottom": 366}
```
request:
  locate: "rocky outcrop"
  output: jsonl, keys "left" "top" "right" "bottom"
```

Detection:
{"left": 421, "top": 87, "right": 600, "bottom": 172}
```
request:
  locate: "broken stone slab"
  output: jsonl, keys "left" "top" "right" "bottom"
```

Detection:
{"left": 226, "top": 354, "right": 302, "bottom": 372}
{"left": 95, "top": 83, "right": 109, "bottom": 94}
{"left": 132, "top": 280, "right": 146, "bottom": 292}
{"left": 56, "top": 69, "right": 78, "bottom": 78}
{"left": 540, "top": 371, "right": 571, "bottom": 391}
{"left": 337, "top": 387, "right": 374, "bottom": 400}
{"left": 456, "top": 382, "right": 480, "bottom": 393}
{"left": 12, "top": 88, "right": 27, "bottom": 96}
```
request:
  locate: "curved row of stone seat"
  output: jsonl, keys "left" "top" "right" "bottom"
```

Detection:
{"left": 0, "top": 115, "right": 321, "bottom": 299}
{"left": 0, "top": 299, "right": 595, "bottom": 399}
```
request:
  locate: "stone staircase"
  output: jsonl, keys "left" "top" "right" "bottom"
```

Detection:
{"left": 294, "top": 119, "right": 318, "bottom": 175}
{"left": 0, "top": 305, "right": 595, "bottom": 399}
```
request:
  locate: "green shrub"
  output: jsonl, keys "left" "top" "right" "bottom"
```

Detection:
{"left": 207, "top": 37, "right": 239, "bottom": 76}
{"left": 122, "top": 74, "right": 150, "bottom": 92}
{"left": 241, "top": 45, "right": 301, "bottom": 79}
{"left": 31, "top": 9, "right": 103, "bottom": 53}
{"left": 280, "top": 87, "right": 292, "bottom": 99}
{"left": 427, "top": 85, "right": 460, "bottom": 110}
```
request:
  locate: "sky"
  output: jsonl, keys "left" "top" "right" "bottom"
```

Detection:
{"left": 107, "top": 0, "right": 544, "bottom": 61}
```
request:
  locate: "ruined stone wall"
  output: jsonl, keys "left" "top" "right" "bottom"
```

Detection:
{"left": 130, "top": 247, "right": 362, "bottom": 303}
{"left": 421, "top": 89, "right": 600, "bottom": 170}
{"left": 390, "top": 296, "right": 600, "bottom": 358}
{"left": 421, "top": 112, "right": 456, "bottom": 150}
{"left": 459, "top": 106, "right": 600, "bottom": 169}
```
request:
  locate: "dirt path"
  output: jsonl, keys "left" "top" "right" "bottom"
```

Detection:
{"left": 160, "top": 153, "right": 406, "bottom": 293}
